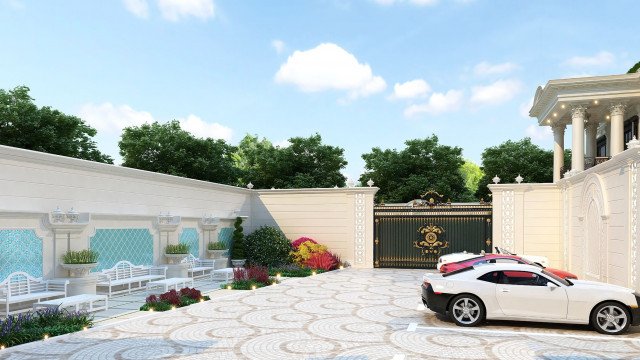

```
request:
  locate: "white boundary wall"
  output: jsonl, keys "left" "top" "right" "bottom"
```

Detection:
{"left": 0, "top": 145, "right": 378, "bottom": 279}
{"left": 490, "top": 147, "right": 640, "bottom": 290}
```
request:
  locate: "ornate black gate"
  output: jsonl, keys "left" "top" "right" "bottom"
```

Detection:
{"left": 373, "top": 191, "right": 492, "bottom": 269}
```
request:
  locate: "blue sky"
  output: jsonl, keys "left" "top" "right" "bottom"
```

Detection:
{"left": 1, "top": 0, "right": 638, "bottom": 182}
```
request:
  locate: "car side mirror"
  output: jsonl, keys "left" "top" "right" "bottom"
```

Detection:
{"left": 546, "top": 282, "right": 558, "bottom": 289}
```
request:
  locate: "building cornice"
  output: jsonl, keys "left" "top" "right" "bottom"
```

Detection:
{"left": 530, "top": 73, "right": 640, "bottom": 124}
{"left": 255, "top": 187, "right": 379, "bottom": 195}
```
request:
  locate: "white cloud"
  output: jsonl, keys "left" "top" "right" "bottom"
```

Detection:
{"left": 271, "top": 39, "right": 285, "bottom": 54}
{"left": 390, "top": 79, "right": 431, "bottom": 100}
{"left": 157, "top": 0, "right": 214, "bottom": 21}
{"left": 274, "top": 43, "right": 386, "bottom": 100}
{"left": 78, "top": 103, "right": 154, "bottom": 135}
{"left": 404, "top": 89, "right": 464, "bottom": 117}
{"left": 519, "top": 97, "right": 534, "bottom": 118}
{"left": 178, "top": 114, "right": 232, "bottom": 141}
{"left": 473, "top": 61, "right": 518, "bottom": 76}
{"left": 373, "top": 0, "right": 438, "bottom": 5}
{"left": 273, "top": 139, "right": 291, "bottom": 148}
{"left": 123, "top": 0, "right": 149, "bottom": 18}
{"left": 470, "top": 79, "right": 522, "bottom": 106}
{"left": 78, "top": 103, "right": 231, "bottom": 141}
{"left": 564, "top": 51, "right": 614, "bottom": 67}
{"left": 525, "top": 124, "right": 552, "bottom": 141}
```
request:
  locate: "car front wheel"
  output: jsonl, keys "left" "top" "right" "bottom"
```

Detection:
{"left": 591, "top": 302, "right": 631, "bottom": 335}
{"left": 449, "top": 294, "right": 485, "bottom": 327}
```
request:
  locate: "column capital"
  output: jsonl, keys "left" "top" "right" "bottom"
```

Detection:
{"left": 551, "top": 122, "right": 566, "bottom": 133}
{"left": 570, "top": 105, "right": 588, "bottom": 119}
{"left": 609, "top": 103, "right": 627, "bottom": 117}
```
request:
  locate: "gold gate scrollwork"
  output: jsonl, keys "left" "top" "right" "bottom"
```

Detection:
{"left": 414, "top": 224, "right": 448, "bottom": 256}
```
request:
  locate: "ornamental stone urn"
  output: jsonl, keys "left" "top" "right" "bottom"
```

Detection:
{"left": 61, "top": 263, "right": 98, "bottom": 278}
{"left": 164, "top": 253, "right": 188, "bottom": 265}
{"left": 231, "top": 259, "right": 246, "bottom": 267}
{"left": 207, "top": 249, "right": 227, "bottom": 259}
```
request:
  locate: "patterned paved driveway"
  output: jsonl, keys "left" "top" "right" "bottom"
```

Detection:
{"left": 4, "top": 268, "right": 640, "bottom": 359}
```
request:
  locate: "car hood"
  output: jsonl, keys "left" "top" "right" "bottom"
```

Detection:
{"left": 569, "top": 279, "right": 634, "bottom": 293}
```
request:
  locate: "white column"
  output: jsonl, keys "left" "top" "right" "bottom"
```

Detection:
{"left": 552, "top": 123, "right": 566, "bottom": 182}
{"left": 571, "top": 105, "right": 587, "bottom": 172}
{"left": 610, "top": 103, "right": 626, "bottom": 156}
{"left": 585, "top": 119, "right": 598, "bottom": 160}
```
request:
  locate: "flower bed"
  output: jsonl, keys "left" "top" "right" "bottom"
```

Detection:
{"left": 220, "top": 266, "right": 277, "bottom": 290}
{"left": 0, "top": 308, "right": 93, "bottom": 348}
{"left": 140, "top": 288, "right": 210, "bottom": 311}
{"left": 268, "top": 264, "right": 325, "bottom": 277}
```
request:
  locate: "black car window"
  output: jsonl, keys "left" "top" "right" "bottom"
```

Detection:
{"left": 477, "top": 271, "right": 499, "bottom": 283}
{"left": 498, "top": 271, "right": 546, "bottom": 286}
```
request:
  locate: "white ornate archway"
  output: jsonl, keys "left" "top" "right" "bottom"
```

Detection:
{"left": 580, "top": 174, "right": 609, "bottom": 281}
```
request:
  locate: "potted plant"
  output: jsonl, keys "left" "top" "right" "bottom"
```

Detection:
{"left": 60, "top": 249, "right": 99, "bottom": 277}
{"left": 165, "top": 243, "right": 189, "bottom": 264}
{"left": 207, "top": 241, "right": 228, "bottom": 259}
{"left": 230, "top": 217, "right": 246, "bottom": 267}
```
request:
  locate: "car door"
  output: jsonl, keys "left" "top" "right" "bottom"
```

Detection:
{"left": 495, "top": 271, "right": 568, "bottom": 320}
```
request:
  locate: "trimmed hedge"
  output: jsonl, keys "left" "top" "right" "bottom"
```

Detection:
{"left": 244, "top": 226, "right": 292, "bottom": 267}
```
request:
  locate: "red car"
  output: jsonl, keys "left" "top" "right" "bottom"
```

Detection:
{"left": 439, "top": 254, "right": 578, "bottom": 279}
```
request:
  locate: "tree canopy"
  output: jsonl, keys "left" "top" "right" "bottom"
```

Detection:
{"left": 0, "top": 86, "right": 113, "bottom": 163}
{"left": 475, "top": 138, "right": 556, "bottom": 199}
{"left": 119, "top": 120, "right": 238, "bottom": 185}
{"left": 628, "top": 61, "right": 640, "bottom": 74}
{"left": 233, "top": 133, "right": 347, "bottom": 189}
{"left": 460, "top": 160, "right": 484, "bottom": 195}
{"left": 359, "top": 136, "right": 473, "bottom": 203}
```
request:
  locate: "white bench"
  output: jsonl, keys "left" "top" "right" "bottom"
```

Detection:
{"left": 182, "top": 254, "right": 215, "bottom": 280}
{"left": 33, "top": 294, "right": 108, "bottom": 312}
{"left": 0, "top": 272, "right": 68, "bottom": 315}
{"left": 96, "top": 261, "right": 167, "bottom": 297}
{"left": 146, "top": 278, "right": 194, "bottom": 294}
{"left": 212, "top": 268, "right": 234, "bottom": 282}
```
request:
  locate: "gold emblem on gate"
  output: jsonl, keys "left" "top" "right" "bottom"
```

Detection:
{"left": 414, "top": 224, "right": 448, "bottom": 255}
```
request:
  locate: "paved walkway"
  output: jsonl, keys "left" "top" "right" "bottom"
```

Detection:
{"left": 4, "top": 269, "right": 640, "bottom": 359}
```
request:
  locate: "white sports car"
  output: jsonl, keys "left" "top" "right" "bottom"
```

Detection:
{"left": 422, "top": 263, "right": 640, "bottom": 335}
{"left": 436, "top": 247, "right": 549, "bottom": 270}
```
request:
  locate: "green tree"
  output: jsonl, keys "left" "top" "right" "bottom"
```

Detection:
{"left": 475, "top": 138, "right": 554, "bottom": 199}
{"left": 231, "top": 217, "right": 246, "bottom": 260}
{"left": 460, "top": 160, "right": 484, "bottom": 195}
{"left": 0, "top": 86, "right": 113, "bottom": 163}
{"left": 119, "top": 120, "right": 238, "bottom": 185}
{"left": 628, "top": 61, "right": 640, "bottom": 73}
{"left": 233, "top": 133, "right": 347, "bottom": 189}
{"left": 359, "top": 136, "right": 473, "bottom": 203}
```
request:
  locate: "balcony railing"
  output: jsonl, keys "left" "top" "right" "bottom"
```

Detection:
{"left": 561, "top": 156, "right": 610, "bottom": 174}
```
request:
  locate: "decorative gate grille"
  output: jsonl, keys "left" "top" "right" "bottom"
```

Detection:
{"left": 373, "top": 191, "right": 492, "bottom": 269}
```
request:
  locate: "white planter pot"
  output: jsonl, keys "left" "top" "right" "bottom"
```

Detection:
{"left": 165, "top": 253, "right": 188, "bottom": 265}
{"left": 61, "top": 263, "right": 98, "bottom": 278}
{"left": 207, "top": 249, "right": 227, "bottom": 259}
{"left": 231, "top": 259, "right": 246, "bottom": 267}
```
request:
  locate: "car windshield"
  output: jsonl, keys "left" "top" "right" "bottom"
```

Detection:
{"left": 542, "top": 269, "right": 572, "bottom": 286}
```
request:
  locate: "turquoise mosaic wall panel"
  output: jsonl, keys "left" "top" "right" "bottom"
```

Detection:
{"left": 218, "top": 227, "right": 234, "bottom": 250}
{"left": 0, "top": 229, "right": 43, "bottom": 280}
{"left": 179, "top": 228, "right": 199, "bottom": 258}
{"left": 90, "top": 229, "right": 154, "bottom": 271}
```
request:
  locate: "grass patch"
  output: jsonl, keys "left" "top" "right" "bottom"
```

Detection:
{"left": 269, "top": 267, "right": 325, "bottom": 277}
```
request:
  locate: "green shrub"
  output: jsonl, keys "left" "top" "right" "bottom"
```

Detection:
{"left": 165, "top": 243, "right": 189, "bottom": 254}
{"left": 207, "top": 242, "right": 227, "bottom": 250}
{"left": 61, "top": 249, "right": 98, "bottom": 264}
{"left": 269, "top": 266, "right": 325, "bottom": 277}
{"left": 219, "top": 280, "right": 273, "bottom": 290}
{"left": 244, "top": 226, "right": 292, "bottom": 267}
{"left": 0, "top": 308, "right": 93, "bottom": 348}
{"left": 231, "top": 217, "right": 246, "bottom": 260}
